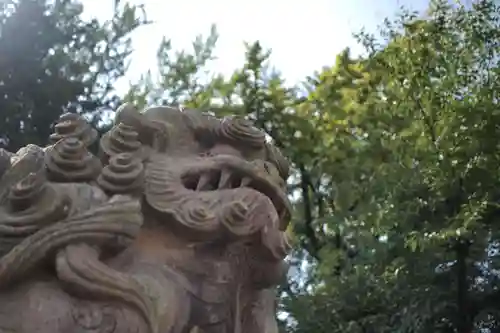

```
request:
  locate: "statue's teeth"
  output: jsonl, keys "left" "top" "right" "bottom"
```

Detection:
{"left": 240, "top": 177, "right": 252, "bottom": 187}
{"left": 218, "top": 169, "right": 232, "bottom": 189}
{"left": 196, "top": 173, "right": 212, "bottom": 191}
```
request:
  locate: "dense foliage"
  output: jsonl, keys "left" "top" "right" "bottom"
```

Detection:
{"left": 4, "top": 0, "right": 500, "bottom": 332}
{"left": 0, "top": 0, "right": 147, "bottom": 150}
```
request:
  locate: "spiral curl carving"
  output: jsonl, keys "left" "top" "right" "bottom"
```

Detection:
{"left": 0, "top": 172, "right": 71, "bottom": 253}
{"left": 45, "top": 138, "right": 102, "bottom": 183}
{"left": 221, "top": 201, "right": 259, "bottom": 237}
{"left": 99, "top": 122, "right": 147, "bottom": 161}
{"left": 8, "top": 172, "right": 46, "bottom": 210}
{"left": 97, "top": 153, "right": 144, "bottom": 194}
{"left": 175, "top": 202, "right": 219, "bottom": 234}
{"left": 49, "top": 113, "right": 98, "bottom": 147}
{"left": 218, "top": 117, "right": 266, "bottom": 149}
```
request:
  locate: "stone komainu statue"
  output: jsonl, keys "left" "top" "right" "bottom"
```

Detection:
{"left": 0, "top": 105, "right": 292, "bottom": 333}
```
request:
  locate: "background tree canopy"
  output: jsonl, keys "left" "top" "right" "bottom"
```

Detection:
{"left": 3, "top": 0, "right": 500, "bottom": 332}
{"left": 0, "top": 0, "right": 148, "bottom": 150}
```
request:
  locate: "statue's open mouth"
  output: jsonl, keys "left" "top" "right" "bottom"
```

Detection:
{"left": 180, "top": 156, "right": 291, "bottom": 229}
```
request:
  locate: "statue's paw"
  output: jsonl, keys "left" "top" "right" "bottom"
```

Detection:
{"left": 0, "top": 280, "right": 148, "bottom": 333}
{"left": 69, "top": 301, "right": 148, "bottom": 333}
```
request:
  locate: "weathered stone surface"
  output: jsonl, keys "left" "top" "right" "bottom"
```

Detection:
{"left": 0, "top": 104, "right": 291, "bottom": 333}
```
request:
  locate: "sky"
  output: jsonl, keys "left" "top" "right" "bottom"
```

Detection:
{"left": 83, "top": 0, "right": 432, "bottom": 94}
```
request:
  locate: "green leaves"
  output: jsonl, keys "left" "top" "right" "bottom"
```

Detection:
{"left": 282, "top": 1, "right": 500, "bottom": 332}
{"left": 126, "top": 25, "right": 218, "bottom": 109}
{"left": 0, "top": 0, "right": 147, "bottom": 150}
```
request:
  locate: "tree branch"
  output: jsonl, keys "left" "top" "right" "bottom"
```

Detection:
{"left": 299, "top": 163, "right": 322, "bottom": 260}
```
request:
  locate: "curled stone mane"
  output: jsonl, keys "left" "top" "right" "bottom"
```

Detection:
{"left": 0, "top": 104, "right": 292, "bottom": 333}
{"left": 217, "top": 116, "right": 266, "bottom": 149}
{"left": 45, "top": 137, "right": 102, "bottom": 182}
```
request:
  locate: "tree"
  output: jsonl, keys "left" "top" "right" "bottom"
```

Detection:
{"left": 124, "top": 24, "right": 219, "bottom": 109}
{"left": 0, "top": 0, "right": 147, "bottom": 150}
{"left": 283, "top": 1, "right": 500, "bottom": 332}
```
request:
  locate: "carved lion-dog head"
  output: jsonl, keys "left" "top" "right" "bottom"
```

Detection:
{"left": 0, "top": 104, "right": 291, "bottom": 333}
